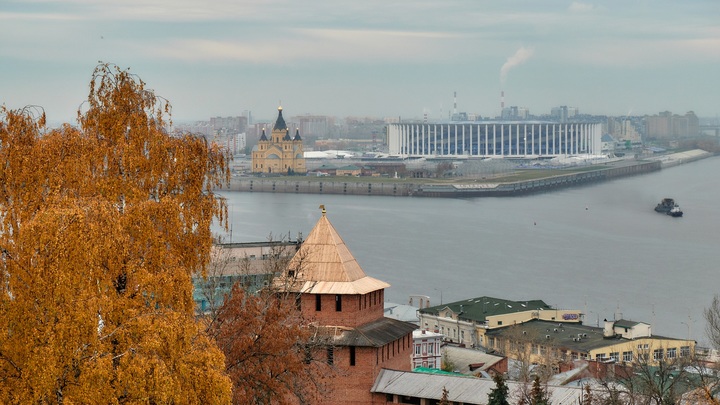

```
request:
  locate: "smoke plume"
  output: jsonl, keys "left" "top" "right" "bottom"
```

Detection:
{"left": 500, "top": 46, "right": 534, "bottom": 84}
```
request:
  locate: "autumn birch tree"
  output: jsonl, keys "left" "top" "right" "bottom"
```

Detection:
{"left": 0, "top": 64, "right": 231, "bottom": 403}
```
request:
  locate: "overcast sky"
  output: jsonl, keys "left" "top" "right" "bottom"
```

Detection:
{"left": 2, "top": 0, "right": 719, "bottom": 123}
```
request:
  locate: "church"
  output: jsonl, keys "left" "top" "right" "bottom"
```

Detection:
{"left": 251, "top": 106, "right": 306, "bottom": 174}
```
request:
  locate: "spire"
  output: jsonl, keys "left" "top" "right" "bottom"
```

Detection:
{"left": 293, "top": 128, "right": 302, "bottom": 141}
{"left": 283, "top": 129, "right": 291, "bottom": 141}
{"left": 273, "top": 105, "right": 287, "bottom": 131}
{"left": 277, "top": 207, "right": 389, "bottom": 295}
{"left": 259, "top": 128, "right": 267, "bottom": 141}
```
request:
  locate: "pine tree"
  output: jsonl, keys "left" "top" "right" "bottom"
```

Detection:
{"left": 530, "top": 375, "right": 551, "bottom": 405}
{"left": 488, "top": 373, "right": 511, "bottom": 405}
{"left": 0, "top": 64, "right": 231, "bottom": 403}
{"left": 439, "top": 386, "right": 451, "bottom": 405}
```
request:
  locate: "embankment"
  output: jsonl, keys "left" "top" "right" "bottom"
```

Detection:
{"left": 227, "top": 150, "right": 713, "bottom": 198}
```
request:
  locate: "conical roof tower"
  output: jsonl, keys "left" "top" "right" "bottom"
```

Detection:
{"left": 279, "top": 206, "right": 389, "bottom": 295}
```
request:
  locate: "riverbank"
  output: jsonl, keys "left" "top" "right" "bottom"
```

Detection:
{"left": 227, "top": 149, "right": 713, "bottom": 197}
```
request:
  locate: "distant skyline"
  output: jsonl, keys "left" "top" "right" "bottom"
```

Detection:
{"left": 2, "top": 1, "right": 719, "bottom": 124}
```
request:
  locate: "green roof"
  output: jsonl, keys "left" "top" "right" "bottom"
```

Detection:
{"left": 412, "top": 367, "right": 469, "bottom": 377}
{"left": 419, "top": 296, "right": 552, "bottom": 323}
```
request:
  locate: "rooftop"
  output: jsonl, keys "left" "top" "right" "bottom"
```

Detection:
{"left": 371, "top": 369, "right": 585, "bottom": 405}
{"left": 320, "top": 318, "right": 416, "bottom": 348}
{"left": 484, "top": 319, "right": 686, "bottom": 354}
{"left": 275, "top": 207, "right": 389, "bottom": 295}
{"left": 419, "top": 296, "right": 552, "bottom": 323}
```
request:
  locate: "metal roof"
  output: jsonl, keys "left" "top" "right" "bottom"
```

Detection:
{"left": 318, "top": 318, "right": 417, "bottom": 347}
{"left": 484, "top": 319, "right": 685, "bottom": 354}
{"left": 275, "top": 211, "right": 389, "bottom": 295}
{"left": 371, "top": 369, "right": 586, "bottom": 404}
{"left": 419, "top": 296, "right": 552, "bottom": 323}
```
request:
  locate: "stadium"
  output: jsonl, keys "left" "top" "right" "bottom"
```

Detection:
{"left": 387, "top": 121, "right": 603, "bottom": 159}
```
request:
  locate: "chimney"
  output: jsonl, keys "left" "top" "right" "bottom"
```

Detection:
{"left": 603, "top": 319, "right": 615, "bottom": 338}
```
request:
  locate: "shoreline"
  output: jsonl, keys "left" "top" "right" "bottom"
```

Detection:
{"left": 226, "top": 149, "right": 714, "bottom": 198}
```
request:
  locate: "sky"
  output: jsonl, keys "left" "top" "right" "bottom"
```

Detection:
{"left": 1, "top": 0, "right": 719, "bottom": 124}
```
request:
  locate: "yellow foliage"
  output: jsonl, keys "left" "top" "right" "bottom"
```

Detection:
{"left": 0, "top": 64, "right": 231, "bottom": 403}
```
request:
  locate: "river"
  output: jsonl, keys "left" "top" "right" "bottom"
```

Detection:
{"left": 217, "top": 156, "right": 720, "bottom": 346}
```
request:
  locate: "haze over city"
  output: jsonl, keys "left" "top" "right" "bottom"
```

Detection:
{"left": 2, "top": 0, "right": 719, "bottom": 123}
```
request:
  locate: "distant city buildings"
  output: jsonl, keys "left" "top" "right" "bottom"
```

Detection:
{"left": 550, "top": 106, "right": 579, "bottom": 123}
{"left": 646, "top": 111, "right": 700, "bottom": 139}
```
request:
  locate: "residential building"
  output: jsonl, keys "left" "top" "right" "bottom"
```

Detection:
{"left": 412, "top": 330, "right": 443, "bottom": 369}
{"left": 418, "top": 296, "right": 583, "bottom": 348}
{"left": 484, "top": 318, "right": 695, "bottom": 367}
{"left": 646, "top": 111, "right": 700, "bottom": 139}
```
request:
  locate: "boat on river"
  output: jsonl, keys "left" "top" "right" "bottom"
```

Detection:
{"left": 655, "top": 198, "right": 683, "bottom": 217}
{"left": 667, "top": 205, "right": 683, "bottom": 217}
{"left": 655, "top": 198, "right": 676, "bottom": 213}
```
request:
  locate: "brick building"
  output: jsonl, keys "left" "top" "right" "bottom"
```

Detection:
{"left": 274, "top": 206, "right": 415, "bottom": 404}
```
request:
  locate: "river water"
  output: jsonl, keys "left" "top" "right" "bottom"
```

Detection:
{"left": 217, "top": 156, "right": 720, "bottom": 346}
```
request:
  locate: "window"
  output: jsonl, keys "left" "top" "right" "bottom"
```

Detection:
{"left": 667, "top": 348, "right": 677, "bottom": 359}
{"left": 623, "top": 351, "right": 633, "bottom": 362}
{"left": 335, "top": 295, "right": 342, "bottom": 312}
{"left": 531, "top": 344, "right": 539, "bottom": 355}
{"left": 415, "top": 345, "right": 420, "bottom": 355}
{"left": 653, "top": 349, "right": 664, "bottom": 361}
{"left": 488, "top": 337, "right": 495, "bottom": 348}
{"left": 428, "top": 343, "right": 434, "bottom": 355}
{"left": 326, "top": 347, "right": 334, "bottom": 365}
{"left": 680, "top": 346, "right": 691, "bottom": 357}
{"left": 597, "top": 353, "right": 607, "bottom": 360}
{"left": 610, "top": 352, "right": 620, "bottom": 362}
{"left": 498, "top": 321, "right": 503, "bottom": 326}
{"left": 315, "top": 295, "right": 321, "bottom": 311}
{"left": 350, "top": 346, "right": 356, "bottom": 366}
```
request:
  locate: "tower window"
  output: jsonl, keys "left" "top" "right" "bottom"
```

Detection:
{"left": 335, "top": 295, "right": 342, "bottom": 312}
{"left": 350, "top": 346, "right": 356, "bottom": 366}
{"left": 316, "top": 295, "right": 321, "bottom": 311}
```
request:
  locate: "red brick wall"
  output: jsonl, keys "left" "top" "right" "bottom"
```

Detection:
{"left": 318, "top": 334, "right": 414, "bottom": 405}
{"left": 301, "top": 290, "right": 385, "bottom": 328}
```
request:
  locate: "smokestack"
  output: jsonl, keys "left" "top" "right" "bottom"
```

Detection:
{"left": 501, "top": 90, "right": 505, "bottom": 110}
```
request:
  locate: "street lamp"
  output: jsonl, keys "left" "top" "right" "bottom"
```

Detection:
{"left": 681, "top": 316, "right": 695, "bottom": 341}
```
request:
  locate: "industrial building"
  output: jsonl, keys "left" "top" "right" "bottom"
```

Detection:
{"left": 387, "top": 121, "right": 603, "bottom": 158}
